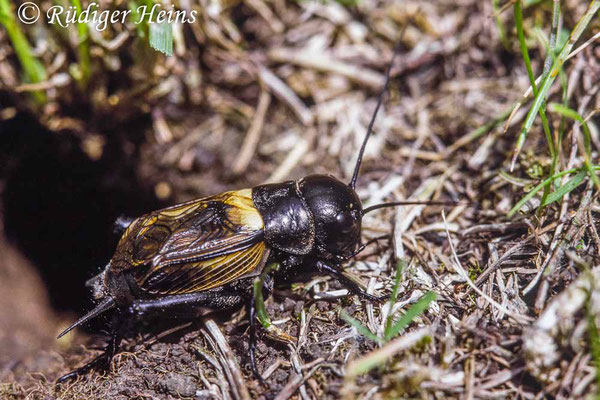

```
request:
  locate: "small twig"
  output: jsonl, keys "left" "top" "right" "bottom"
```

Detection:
{"left": 258, "top": 66, "right": 314, "bottom": 126}
{"left": 268, "top": 47, "right": 385, "bottom": 89}
{"left": 193, "top": 341, "right": 232, "bottom": 400}
{"left": 261, "top": 359, "right": 289, "bottom": 380}
{"left": 266, "top": 128, "right": 315, "bottom": 183}
{"left": 203, "top": 319, "right": 251, "bottom": 400}
{"left": 232, "top": 89, "right": 271, "bottom": 175}
{"left": 442, "top": 211, "right": 533, "bottom": 324}
{"left": 345, "top": 326, "right": 432, "bottom": 378}
{"left": 288, "top": 346, "right": 310, "bottom": 400}
{"left": 468, "top": 241, "right": 536, "bottom": 293}
{"left": 273, "top": 361, "right": 324, "bottom": 400}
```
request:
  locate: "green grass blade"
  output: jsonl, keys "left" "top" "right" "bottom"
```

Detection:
{"left": 149, "top": 20, "right": 173, "bottom": 56}
{"left": 130, "top": 0, "right": 174, "bottom": 56}
{"left": 549, "top": 102, "right": 600, "bottom": 189}
{"left": 510, "top": 0, "right": 600, "bottom": 170}
{"left": 507, "top": 167, "right": 586, "bottom": 217}
{"left": 71, "top": 0, "right": 91, "bottom": 84}
{"left": 523, "top": 0, "right": 544, "bottom": 5}
{"left": 384, "top": 291, "right": 436, "bottom": 342}
{"left": 549, "top": 102, "right": 585, "bottom": 123}
{"left": 341, "top": 311, "right": 382, "bottom": 343}
{"left": 384, "top": 260, "right": 405, "bottom": 337}
{"left": 345, "top": 327, "right": 431, "bottom": 378}
{"left": 542, "top": 0, "right": 560, "bottom": 75}
{"left": 511, "top": 62, "right": 553, "bottom": 170}
{"left": 493, "top": 0, "right": 509, "bottom": 49}
{"left": 549, "top": 103, "right": 593, "bottom": 159}
{"left": 586, "top": 291, "right": 600, "bottom": 398}
{"left": 129, "top": 0, "right": 155, "bottom": 38}
{"left": 0, "top": 0, "right": 46, "bottom": 102}
{"left": 128, "top": 1, "right": 148, "bottom": 38}
{"left": 553, "top": 68, "right": 570, "bottom": 187}
{"left": 514, "top": 1, "right": 536, "bottom": 92}
{"left": 253, "top": 262, "right": 280, "bottom": 329}
{"left": 513, "top": 0, "right": 555, "bottom": 174}
{"left": 541, "top": 169, "right": 587, "bottom": 206}
{"left": 252, "top": 262, "right": 295, "bottom": 344}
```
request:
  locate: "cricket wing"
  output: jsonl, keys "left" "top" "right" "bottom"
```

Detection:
{"left": 110, "top": 189, "right": 267, "bottom": 294}
{"left": 136, "top": 240, "right": 268, "bottom": 295}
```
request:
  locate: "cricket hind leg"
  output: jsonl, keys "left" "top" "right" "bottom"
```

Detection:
{"left": 128, "top": 285, "right": 272, "bottom": 383}
{"left": 59, "top": 282, "right": 274, "bottom": 384}
{"left": 56, "top": 313, "right": 125, "bottom": 384}
{"left": 128, "top": 290, "right": 247, "bottom": 320}
{"left": 56, "top": 289, "right": 251, "bottom": 384}
{"left": 128, "top": 287, "right": 271, "bottom": 381}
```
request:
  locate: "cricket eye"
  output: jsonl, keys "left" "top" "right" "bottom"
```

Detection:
{"left": 335, "top": 212, "right": 354, "bottom": 233}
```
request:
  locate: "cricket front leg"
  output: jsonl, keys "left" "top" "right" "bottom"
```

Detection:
{"left": 315, "top": 260, "right": 387, "bottom": 302}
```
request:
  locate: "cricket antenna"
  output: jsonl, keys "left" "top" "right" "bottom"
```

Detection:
{"left": 349, "top": 41, "right": 402, "bottom": 189}
{"left": 57, "top": 297, "right": 116, "bottom": 339}
{"left": 361, "top": 200, "right": 461, "bottom": 216}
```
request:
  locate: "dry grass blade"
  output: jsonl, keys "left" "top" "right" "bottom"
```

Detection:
{"left": 266, "top": 128, "right": 315, "bottom": 183}
{"left": 344, "top": 326, "right": 432, "bottom": 378}
{"left": 268, "top": 47, "right": 385, "bottom": 89}
{"left": 524, "top": 265, "right": 600, "bottom": 383}
{"left": 442, "top": 211, "right": 533, "bottom": 324}
{"left": 232, "top": 89, "right": 271, "bottom": 175}
{"left": 258, "top": 66, "right": 314, "bottom": 126}
{"left": 273, "top": 361, "right": 324, "bottom": 400}
{"left": 203, "top": 319, "right": 251, "bottom": 400}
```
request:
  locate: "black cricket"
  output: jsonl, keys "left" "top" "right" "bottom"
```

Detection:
{"left": 56, "top": 45, "right": 446, "bottom": 383}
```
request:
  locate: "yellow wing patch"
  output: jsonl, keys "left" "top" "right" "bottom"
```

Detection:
{"left": 224, "top": 189, "right": 264, "bottom": 230}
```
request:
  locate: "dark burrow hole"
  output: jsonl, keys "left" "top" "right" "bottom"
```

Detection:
{"left": 1, "top": 111, "right": 162, "bottom": 314}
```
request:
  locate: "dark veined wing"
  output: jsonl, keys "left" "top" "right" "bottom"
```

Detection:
{"left": 137, "top": 241, "right": 267, "bottom": 295}
{"left": 110, "top": 189, "right": 268, "bottom": 295}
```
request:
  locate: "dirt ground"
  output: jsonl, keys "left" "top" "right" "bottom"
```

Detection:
{"left": 1, "top": 0, "right": 600, "bottom": 399}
